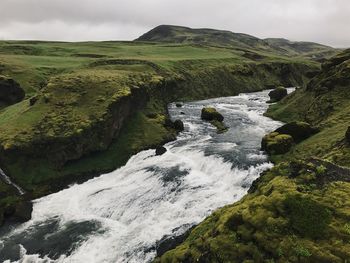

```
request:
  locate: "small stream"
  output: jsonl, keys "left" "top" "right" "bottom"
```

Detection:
{"left": 0, "top": 168, "right": 25, "bottom": 196}
{"left": 0, "top": 89, "right": 288, "bottom": 263}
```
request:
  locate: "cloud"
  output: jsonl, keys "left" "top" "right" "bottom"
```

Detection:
{"left": 0, "top": 0, "right": 349, "bottom": 47}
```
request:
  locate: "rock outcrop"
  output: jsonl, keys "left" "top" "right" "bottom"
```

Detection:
{"left": 268, "top": 87, "right": 287, "bottom": 103}
{"left": 261, "top": 132, "right": 294, "bottom": 154}
{"left": 201, "top": 107, "right": 224, "bottom": 122}
{"left": 155, "top": 146, "right": 167, "bottom": 156}
{"left": 0, "top": 75, "right": 25, "bottom": 106}
{"left": 173, "top": 119, "right": 184, "bottom": 132}
{"left": 275, "top": 121, "right": 319, "bottom": 142}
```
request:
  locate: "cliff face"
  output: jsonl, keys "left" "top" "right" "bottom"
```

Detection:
{"left": 266, "top": 49, "right": 350, "bottom": 167}
{"left": 0, "top": 75, "right": 25, "bottom": 107}
{"left": 1, "top": 86, "right": 148, "bottom": 166}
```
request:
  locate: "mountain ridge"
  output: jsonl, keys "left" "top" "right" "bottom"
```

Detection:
{"left": 136, "top": 25, "right": 337, "bottom": 59}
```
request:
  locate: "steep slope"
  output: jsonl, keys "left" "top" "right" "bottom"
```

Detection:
{"left": 266, "top": 48, "right": 350, "bottom": 166}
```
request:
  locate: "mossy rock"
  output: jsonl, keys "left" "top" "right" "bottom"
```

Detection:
{"left": 284, "top": 195, "right": 332, "bottom": 239}
{"left": 275, "top": 121, "right": 319, "bottom": 142}
{"left": 201, "top": 107, "right": 224, "bottom": 122}
{"left": 210, "top": 120, "right": 228, "bottom": 133}
{"left": 261, "top": 132, "right": 294, "bottom": 154}
{"left": 268, "top": 86, "right": 287, "bottom": 103}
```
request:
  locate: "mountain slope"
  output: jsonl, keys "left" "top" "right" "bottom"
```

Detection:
{"left": 136, "top": 25, "right": 270, "bottom": 50}
{"left": 136, "top": 25, "right": 338, "bottom": 59}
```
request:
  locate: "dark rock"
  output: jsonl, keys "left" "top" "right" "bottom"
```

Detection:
{"left": 173, "top": 119, "right": 184, "bottom": 132}
{"left": 5, "top": 201, "right": 33, "bottom": 223}
{"left": 261, "top": 132, "right": 294, "bottom": 154}
{"left": 155, "top": 225, "right": 196, "bottom": 257}
{"left": 211, "top": 120, "right": 228, "bottom": 134}
{"left": 29, "top": 96, "right": 39, "bottom": 106}
{"left": 146, "top": 112, "right": 158, "bottom": 119}
{"left": 275, "top": 121, "right": 319, "bottom": 142}
{"left": 176, "top": 103, "right": 183, "bottom": 108}
{"left": 180, "top": 112, "right": 185, "bottom": 115}
{"left": 346, "top": 127, "right": 350, "bottom": 143}
{"left": 0, "top": 75, "right": 25, "bottom": 105}
{"left": 201, "top": 107, "right": 224, "bottom": 122}
{"left": 155, "top": 146, "right": 167, "bottom": 156}
{"left": 164, "top": 118, "right": 175, "bottom": 129}
{"left": 268, "top": 87, "right": 287, "bottom": 103}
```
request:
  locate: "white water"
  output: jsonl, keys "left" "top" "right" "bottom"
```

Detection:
{"left": 0, "top": 89, "right": 288, "bottom": 263}
{"left": 0, "top": 168, "right": 25, "bottom": 196}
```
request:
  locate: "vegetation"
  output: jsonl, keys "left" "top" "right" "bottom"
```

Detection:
{"left": 261, "top": 132, "right": 294, "bottom": 154}
{"left": 156, "top": 47, "right": 350, "bottom": 262}
{"left": 0, "top": 26, "right": 346, "bottom": 262}
{"left": 136, "top": 25, "right": 338, "bottom": 60}
{"left": 157, "top": 162, "right": 350, "bottom": 262}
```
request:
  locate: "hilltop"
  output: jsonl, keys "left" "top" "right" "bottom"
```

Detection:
{"left": 136, "top": 25, "right": 338, "bottom": 60}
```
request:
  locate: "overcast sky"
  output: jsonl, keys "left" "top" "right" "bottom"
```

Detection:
{"left": 0, "top": 0, "right": 349, "bottom": 47}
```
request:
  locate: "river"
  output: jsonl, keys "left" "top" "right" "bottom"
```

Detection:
{"left": 0, "top": 89, "right": 286, "bottom": 263}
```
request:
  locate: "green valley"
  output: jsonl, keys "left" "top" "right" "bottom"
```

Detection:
{"left": 1, "top": 25, "right": 349, "bottom": 262}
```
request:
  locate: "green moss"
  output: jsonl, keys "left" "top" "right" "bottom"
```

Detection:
{"left": 157, "top": 163, "right": 350, "bottom": 262}
{"left": 261, "top": 132, "right": 294, "bottom": 154}
{"left": 284, "top": 195, "right": 332, "bottom": 239}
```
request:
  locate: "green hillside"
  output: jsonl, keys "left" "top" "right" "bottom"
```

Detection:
{"left": 0, "top": 25, "right": 347, "bottom": 262}
{"left": 136, "top": 25, "right": 338, "bottom": 60}
{"left": 157, "top": 49, "right": 350, "bottom": 263}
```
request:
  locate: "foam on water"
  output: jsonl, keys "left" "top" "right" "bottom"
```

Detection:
{"left": 0, "top": 89, "right": 292, "bottom": 263}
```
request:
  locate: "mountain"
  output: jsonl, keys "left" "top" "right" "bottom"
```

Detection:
{"left": 136, "top": 25, "right": 270, "bottom": 50}
{"left": 136, "top": 25, "right": 338, "bottom": 59}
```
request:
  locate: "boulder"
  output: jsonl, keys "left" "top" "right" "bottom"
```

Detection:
{"left": 155, "top": 146, "right": 167, "bottom": 156}
{"left": 4, "top": 201, "right": 33, "bottom": 223}
{"left": 173, "top": 119, "right": 184, "bottom": 132}
{"left": 176, "top": 103, "right": 183, "bottom": 108}
{"left": 0, "top": 75, "right": 25, "bottom": 105}
{"left": 275, "top": 121, "right": 319, "bottom": 142}
{"left": 268, "top": 87, "right": 287, "bottom": 103}
{"left": 261, "top": 132, "right": 294, "bottom": 154}
{"left": 346, "top": 127, "right": 350, "bottom": 143}
{"left": 211, "top": 120, "right": 228, "bottom": 134}
{"left": 201, "top": 107, "right": 224, "bottom": 122}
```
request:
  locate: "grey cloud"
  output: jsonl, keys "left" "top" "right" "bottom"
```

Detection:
{"left": 0, "top": 0, "right": 349, "bottom": 47}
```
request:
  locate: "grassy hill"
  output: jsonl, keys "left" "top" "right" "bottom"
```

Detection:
{"left": 136, "top": 25, "right": 338, "bottom": 60}
{"left": 156, "top": 49, "right": 350, "bottom": 263}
